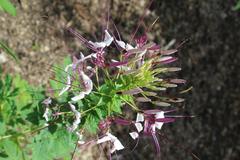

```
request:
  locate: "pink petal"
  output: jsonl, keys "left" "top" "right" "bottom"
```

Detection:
{"left": 166, "top": 67, "right": 182, "bottom": 72}
{"left": 136, "top": 97, "right": 151, "bottom": 102}
{"left": 160, "top": 49, "right": 178, "bottom": 55}
{"left": 122, "top": 87, "right": 143, "bottom": 95}
{"left": 153, "top": 101, "right": 171, "bottom": 107}
{"left": 170, "top": 79, "right": 186, "bottom": 84}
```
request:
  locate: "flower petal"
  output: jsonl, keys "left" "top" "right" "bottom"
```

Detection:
{"left": 59, "top": 64, "right": 73, "bottom": 96}
{"left": 71, "top": 92, "right": 85, "bottom": 101}
{"left": 136, "top": 113, "right": 144, "bottom": 122}
{"left": 153, "top": 101, "right": 171, "bottom": 107}
{"left": 122, "top": 87, "right": 143, "bottom": 95}
{"left": 155, "top": 111, "right": 164, "bottom": 130}
{"left": 97, "top": 135, "right": 112, "bottom": 144}
{"left": 129, "top": 132, "right": 139, "bottom": 140}
{"left": 111, "top": 139, "right": 124, "bottom": 153}
{"left": 160, "top": 49, "right": 178, "bottom": 55}
{"left": 43, "top": 107, "right": 50, "bottom": 122}
{"left": 67, "top": 103, "right": 81, "bottom": 132}
{"left": 136, "top": 97, "right": 151, "bottom": 102}
{"left": 135, "top": 122, "right": 143, "bottom": 132}
{"left": 89, "top": 30, "right": 113, "bottom": 49}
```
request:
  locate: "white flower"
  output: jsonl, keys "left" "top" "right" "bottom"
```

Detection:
{"left": 71, "top": 71, "right": 93, "bottom": 101}
{"left": 89, "top": 30, "right": 113, "bottom": 49}
{"left": 97, "top": 132, "right": 124, "bottom": 153}
{"left": 67, "top": 103, "right": 81, "bottom": 132}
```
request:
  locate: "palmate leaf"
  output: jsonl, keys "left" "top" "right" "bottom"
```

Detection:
{"left": 0, "top": 0, "right": 16, "bottom": 16}
{"left": 84, "top": 113, "right": 99, "bottom": 133}
{"left": 30, "top": 128, "right": 76, "bottom": 160}
{"left": 111, "top": 95, "right": 122, "bottom": 114}
{"left": 0, "top": 139, "right": 22, "bottom": 160}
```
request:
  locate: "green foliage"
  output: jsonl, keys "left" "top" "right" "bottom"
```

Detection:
{"left": 0, "top": 0, "right": 16, "bottom": 16}
{"left": 233, "top": 0, "right": 240, "bottom": 11}
{"left": 30, "top": 128, "right": 76, "bottom": 160}
{"left": 0, "top": 71, "right": 47, "bottom": 159}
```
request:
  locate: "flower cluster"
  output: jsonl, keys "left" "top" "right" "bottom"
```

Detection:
{"left": 42, "top": 25, "right": 193, "bottom": 158}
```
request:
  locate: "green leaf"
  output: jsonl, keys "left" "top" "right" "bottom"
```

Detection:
{"left": 111, "top": 95, "right": 122, "bottom": 114}
{"left": 84, "top": 113, "right": 99, "bottom": 133}
{"left": 233, "top": 1, "right": 240, "bottom": 11}
{"left": 0, "top": 0, "right": 16, "bottom": 16}
{"left": 30, "top": 128, "right": 76, "bottom": 160}
{"left": 1, "top": 139, "right": 22, "bottom": 159}
{"left": 95, "top": 107, "right": 107, "bottom": 120}
{"left": 0, "top": 41, "right": 18, "bottom": 62}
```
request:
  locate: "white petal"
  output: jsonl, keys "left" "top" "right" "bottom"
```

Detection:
{"left": 58, "top": 75, "right": 71, "bottom": 96}
{"left": 129, "top": 132, "right": 139, "bottom": 140}
{"left": 76, "top": 132, "right": 85, "bottom": 144}
{"left": 81, "top": 71, "right": 93, "bottom": 94}
{"left": 155, "top": 111, "right": 164, "bottom": 130}
{"left": 89, "top": 30, "right": 113, "bottom": 49}
{"left": 158, "top": 56, "right": 173, "bottom": 62}
{"left": 97, "top": 133, "right": 124, "bottom": 153}
{"left": 116, "top": 39, "right": 134, "bottom": 51}
{"left": 97, "top": 135, "right": 112, "bottom": 144}
{"left": 89, "top": 41, "right": 107, "bottom": 48}
{"left": 126, "top": 44, "right": 134, "bottom": 50}
{"left": 59, "top": 64, "right": 73, "bottom": 96}
{"left": 116, "top": 40, "right": 126, "bottom": 49}
{"left": 135, "top": 122, "right": 143, "bottom": 132}
{"left": 43, "top": 107, "right": 50, "bottom": 122}
{"left": 155, "top": 111, "right": 164, "bottom": 119}
{"left": 67, "top": 103, "right": 81, "bottom": 132}
{"left": 80, "top": 52, "right": 85, "bottom": 59}
{"left": 71, "top": 92, "right": 86, "bottom": 101}
{"left": 104, "top": 30, "right": 114, "bottom": 46}
{"left": 111, "top": 139, "right": 124, "bottom": 153}
{"left": 155, "top": 122, "right": 164, "bottom": 130}
{"left": 136, "top": 113, "right": 144, "bottom": 122}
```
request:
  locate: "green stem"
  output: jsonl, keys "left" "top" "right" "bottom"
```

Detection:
{"left": 120, "top": 97, "right": 141, "bottom": 112}
{"left": 0, "top": 125, "right": 48, "bottom": 141}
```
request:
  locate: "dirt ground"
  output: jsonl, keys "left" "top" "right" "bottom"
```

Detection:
{"left": 0, "top": 0, "right": 239, "bottom": 160}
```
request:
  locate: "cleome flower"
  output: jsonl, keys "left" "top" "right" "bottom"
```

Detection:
{"left": 46, "top": 4, "right": 197, "bottom": 158}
